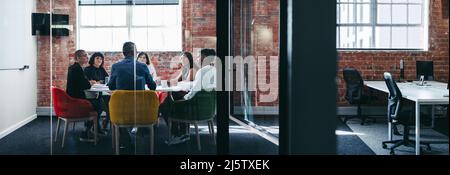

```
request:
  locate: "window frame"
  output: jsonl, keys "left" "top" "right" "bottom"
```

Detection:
{"left": 77, "top": 1, "right": 183, "bottom": 52}
{"left": 336, "top": 0, "right": 428, "bottom": 51}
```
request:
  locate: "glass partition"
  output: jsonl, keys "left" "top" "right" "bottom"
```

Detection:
{"left": 49, "top": 0, "right": 217, "bottom": 155}
{"left": 229, "top": 0, "right": 280, "bottom": 154}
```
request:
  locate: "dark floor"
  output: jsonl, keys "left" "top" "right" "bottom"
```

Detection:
{"left": 0, "top": 116, "right": 278, "bottom": 155}
{"left": 336, "top": 119, "right": 376, "bottom": 155}
{"left": 0, "top": 115, "right": 377, "bottom": 155}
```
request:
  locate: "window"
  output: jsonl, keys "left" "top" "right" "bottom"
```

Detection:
{"left": 78, "top": 0, "right": 182, "bottom": 52}
{"left": 337, "top": 0, "right": 428, "bottom": 50}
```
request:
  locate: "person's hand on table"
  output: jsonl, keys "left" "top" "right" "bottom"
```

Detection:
{"left": 89, "top": 80, "right": 98, "bottom": 85}
{"left": 155, "top": 77, "right": 161, "bottom": 85}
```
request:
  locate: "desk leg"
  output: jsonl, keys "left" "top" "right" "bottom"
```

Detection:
{"left": 415, "top": 102, "right": 421, "bottom": 155}
{"left": 431, "top": 105, "right": 435, "bottom": 128}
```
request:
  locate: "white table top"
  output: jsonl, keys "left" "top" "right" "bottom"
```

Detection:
{"left": 365, "top": 81, "right": 449, "bottom": 104}
{"left": 87, "top": 82, "right": 192, "bottom": 93}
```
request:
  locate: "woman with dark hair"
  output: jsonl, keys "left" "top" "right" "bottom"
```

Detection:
{"left": 84, "top": 52, "right": 109, "bottom": 83}
{"left": 137, "top": 52, "right": 158, "bottom": 80}
{"left": 83, "top": 52, "right": 109, "bottom": 135}
{"left": 171, "top": 52, "right": 194, "bottom": 83}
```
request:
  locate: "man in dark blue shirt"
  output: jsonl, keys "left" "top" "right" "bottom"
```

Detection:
{"left": 108, "top": 42, "right": 156, "bottom": 91}
{"left": 106, "top": 42, "right": 156, "bottom": 151}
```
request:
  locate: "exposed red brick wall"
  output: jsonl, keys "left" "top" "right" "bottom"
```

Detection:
{"left": 232, "top": 0, "right": 280, "bottom": 107}
{"left": 37, "top": 0, "right": 217, "bottom": 107}
{"left": 37, "top": 0, "right": 77, "bottom": 106}
{"left": 337, "top": 0, "right": 449, "bottom": 106}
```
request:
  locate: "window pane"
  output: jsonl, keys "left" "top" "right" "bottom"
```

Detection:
{"left": 163, "top": 5, "right": 180, "bottom": 26}
{"left": 356, "top": 4, "right": 370, "bottom": 23}
{"left": 132, "top": 6, "right": 148, "bottom": 26}
{"left": 79, "top": 28, "right": 127, "bottom": 51}
{"left": 408, "top": 27, "right": 423, "bottom": 48}
{"left": 337, "top": 4, "right": 340, "bottom": 23}
{"left": 392, "top": 0, "right": 407, "bottom": 3}
{"left": 163, "top": 27, "right": 182, "bottom": 51}
{"left": 377, "top": 4, "right": 391, "bottom": 24}
{"left": 80, "top": 28, "right": 112, "bottom": 51}
{"left": 111, "top": 28, "right": 128, "bottom": 51}
{"left": 148, "top": 28, "right": 164, "bottom": 51}
{"left": 340, "top": 4, "right": 355, "bottom": 24}
{"left": 377, "top": 0, "right": 391, "bottom": 3}
{"left": 336, "top": 27, "right": 340, "bottom": 47}
{"left": 392, "top": 4, "right": 407, "bottom": 24}
{"left": 131, "top": 28, "right": 149, "bottom": 51}
{"left": 408, "top": 4, "right": 422, "bottom": 24}
{"left": 80, "top": 6, "right": 95, "bottom": 26}
{"left": 375, "top": 27, "right": 391, "bottom": 48}
{"left": 110, "top": 6, "right": 127, "bottom": 26}
{"left": 133, "top": 5, "right": 167, "bottom": 26}
{"left": 391, "top": 27, "right": 407, "bottom": 48}
{"left": 356, "top": 27, "right": 372, "bottom": 48}
{"left": 409, "top": 0, "right": 422, "bottom": 3}
{"left": 339, "top": 27, "right": 356, "bottom": 48}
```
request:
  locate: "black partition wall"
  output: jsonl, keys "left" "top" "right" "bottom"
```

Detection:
{"left": 216, "top": 0, "right": 336, "bottom": 155}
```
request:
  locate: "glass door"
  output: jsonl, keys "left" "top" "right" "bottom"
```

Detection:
{"left": 229, "top": 0, "right": 280, "bottom": 154}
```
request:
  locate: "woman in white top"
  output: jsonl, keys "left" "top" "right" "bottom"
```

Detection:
{"left": 137, "top": 52, "right": 159, "bottom": 80}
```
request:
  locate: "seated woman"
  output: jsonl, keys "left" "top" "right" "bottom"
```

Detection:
{"left": 84, "top": 52, "right": 109, "bottom": 134}
{"left": 171, "top": 52, "right": 194, "bottom": 84}
{"left": 84, "top": 52, "right": 109, "bottom": 83}
{"left": 138, "top": 52, "right": 159, "bottom": 82}
{"left": 160, "top": 51, "right": 206, "bottom": 145}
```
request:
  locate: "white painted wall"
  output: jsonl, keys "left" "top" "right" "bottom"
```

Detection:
{"left": 0, "top": 0, "right": 38, "bottom": 139}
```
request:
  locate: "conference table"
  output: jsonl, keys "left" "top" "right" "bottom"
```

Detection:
{"left": 365, "top": 80, "right": 449, "bottom": 155}
{"left": 87, "top": 81, "right": 193, "bottom": 94}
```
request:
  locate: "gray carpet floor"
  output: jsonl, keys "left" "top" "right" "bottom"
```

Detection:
{"left": 346, "top": 119, "right": 449, "bottom": 155}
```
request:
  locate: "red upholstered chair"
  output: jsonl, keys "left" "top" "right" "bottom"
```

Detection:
{"left": 52, "top": 87, "right": 98, "bottom": 148}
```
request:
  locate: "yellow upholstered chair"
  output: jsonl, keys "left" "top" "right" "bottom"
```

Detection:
{"left": 109, "top": 90, "right": 159, "bottom": 155}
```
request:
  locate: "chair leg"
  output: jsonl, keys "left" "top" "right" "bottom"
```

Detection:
{"left": 72, "top": 122, "right": 76, "bottom": 132}
{"left": 54, "top": 118, "right": 61, "bottom": 143}
{"left": 208, "top": 122, "right": 212, "bottom": 135}
{"left": 209, "top": 120, "right": 216, "bottom": 145}
{"left": 168, "top": 118, "right": 172, "bottom": 142}
{"left": 115, "top": 125, "right": 120, "bottom": 155}
{"left": 149, "top": 125, "right": 154, "bottom": 155}
{"left": 186, "top": 123, "right": 190, "bottom": 135}
{"left": 194, "top": 123, "right": 201, "bottom": 151}
{"left": 93, "top": 117, "right": 98, "bottom": 145}
{"left": 111, "top": 123, "right": 115, "bottom": 149}
{"left": 62, "top": 120, "right": 69, "bottom": 148}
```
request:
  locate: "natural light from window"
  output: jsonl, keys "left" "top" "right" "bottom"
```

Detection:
{"left": 78, "top": 3, "right": 182, "bottom": 52}
{"left": 336, "top": 0, "right": 428, "bottom": 50}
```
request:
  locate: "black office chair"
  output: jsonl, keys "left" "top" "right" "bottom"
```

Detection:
{"left": 342, "top": 68, "right": 373, "bottom": 125}
{"left": 381, "top": 72, "right": 431, "bottom": 155}
{"left": 416, "top": 61, "right": 434, "bottom": 80}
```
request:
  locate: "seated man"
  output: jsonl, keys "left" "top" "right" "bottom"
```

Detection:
{"left": 107, "top": 42, "right": 157, "bottom": 150}
{"left": 161, "top": 48, "right": 217, "bottom": 145}
{"left": 66, "top": 50, "right": 100, "bottom": 141}
{"left": 108, "top": 42, "right": 156, "bottom": 91}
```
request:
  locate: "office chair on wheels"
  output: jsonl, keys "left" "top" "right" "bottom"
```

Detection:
{"left": 381, "top": 72, "right": 432, "bottom": 155}
{"left": 342, "top": 68, "right": 374, "bottom": 125}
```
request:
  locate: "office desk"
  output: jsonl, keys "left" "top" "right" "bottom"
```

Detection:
{"left": 365, "top": 81, "right": 449, "bottom": 155}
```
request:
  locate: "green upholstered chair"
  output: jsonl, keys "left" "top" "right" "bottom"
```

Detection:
{"left": 168, "top": 90, "right": 216, "bottom": 151}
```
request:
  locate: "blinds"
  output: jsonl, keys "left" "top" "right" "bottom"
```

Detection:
{"left": 79, "top": 0, "right": 179, "bottom": 5}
